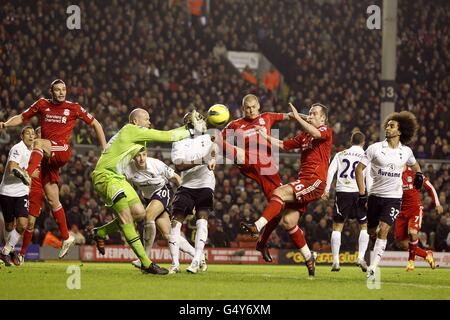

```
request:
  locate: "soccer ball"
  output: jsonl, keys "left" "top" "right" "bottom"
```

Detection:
{"left": 207, "top": 104, "right": 230, "bottom": 126}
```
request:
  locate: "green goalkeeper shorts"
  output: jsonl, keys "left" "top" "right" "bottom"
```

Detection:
{"left": 92, "top": 169, "right": 141, "bottom": 213}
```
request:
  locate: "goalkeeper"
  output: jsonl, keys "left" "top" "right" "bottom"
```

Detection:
{"left": 91, "top": 108, "right": 205, "bottom": 275}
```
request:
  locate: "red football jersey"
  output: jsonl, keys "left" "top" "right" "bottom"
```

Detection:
{"left": 221, "top": 112, "right": 284, "bottom": 161}
{"left": 401, "top": 167, "right": 440, "bottom": 210}
{"left": 21, "top": 98, "right": 94, "bottom": 144}
{"left": 283, "top": 125, "right": 332, "bottom": 181}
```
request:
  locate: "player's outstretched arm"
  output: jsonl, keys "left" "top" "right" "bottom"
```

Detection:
{"left": 134, "top": 126, "right": 191, "bottom": 143}
{"left": 284, "top": 112, "right": 308, "bottom": 121}
{"left": 423, "top": 179, "right": 443, "bottom": 214}
{"left": 289, "top": 103, "right": 321, "bottom": 138}
{"left": 255, "top": 125, "right": 286, "bottom": 150}
{"left": 0, "top": 115, "right": 24, "bottom": 130}
{"left": 90, "top": 119, "right": 107, "bottom": 151}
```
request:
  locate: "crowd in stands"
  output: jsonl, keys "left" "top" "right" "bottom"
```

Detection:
{"left": 0, "top": 0, "right": 449, "bottom": 252}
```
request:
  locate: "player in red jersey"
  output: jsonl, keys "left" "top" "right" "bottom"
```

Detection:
{"left": 241, "top": 103, "right": 332, "bottom": 277}
{"left": 18, "top": 126, "right": 44, "bottom": 258}
{"left": 395, "top": 167, "right": 443, "bottom": 271}
{"left": 0, "top": 79, "right": 107, "bottom": 258}
{"left": 220, "top": 94, "right": 294, "bottom": 262}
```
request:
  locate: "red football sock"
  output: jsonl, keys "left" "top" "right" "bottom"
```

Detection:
{"left": 27, "top": 149, "right": 44, "bottom": 176}
{"left": 53, "top": 206, "right": 69, "bottom": 240}
{"left": 287, "top": 225, "right": 306, "bottom": 249}
{"left": 259, "top": 216, "right": 281, "bottom": 246}
{"left": 20, "top": 229, "right": 33, "bottom": 255}
{"left": 414, "top": 244, "right": 427, "bottom": 259}
{"left": 408, "top": 239, "right": 427, "bottom": 260}
{"left": 261, "top": 195, "right": 284, "bottom": 222}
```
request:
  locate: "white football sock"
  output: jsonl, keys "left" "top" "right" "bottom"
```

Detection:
{"left": 169, "top": 221, "right": 182, "bottom": 267}
{"left": 2, "top": 230, "right": 19, "bottom": 255}
{"left": 143, "top": 220, "right": 156, "bottom": 257}
{"left": 370, "top": 238, "right": 387, "bottom": 269}
{"left": 331, "top": 231, "right": 341, "bottom": 265}
{"left": 300, "top": 245, "right": 312, "bottom": 261}
{"left": 8, "top": 229, "right": 21, "bottom": 248}
{"left": 358, "top": 229, "right": 370, "bottom": 261}
{"left": 255, "top": 217, "right": 268, "bottom": 232}
{"left": 179, "top": 236, "right": 195, "bottom": 257}
{"left": 194, "top": 219, "right": 208, "bottom": 263}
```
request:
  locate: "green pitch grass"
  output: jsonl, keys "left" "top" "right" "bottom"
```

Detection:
{"left": 1, "top": 262, "right": 449, "bottom": 300}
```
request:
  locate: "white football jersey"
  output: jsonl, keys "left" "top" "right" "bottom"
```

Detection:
{"left": 125, "top": 157, "right": 175, "bottom": 199}
{"left": 325, "top": 145, "right": 365, "bottom": 193}
{"left": 360, "top": 140, "right": 416, "bottom": 198}
{"left": 0, "top": 141, "right": 31, "bottom": 197}
{"left": 171, "top": 134, "right": 215, "bottom": 190}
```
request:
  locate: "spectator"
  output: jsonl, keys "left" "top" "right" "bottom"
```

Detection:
{"left": 241, "top": 66, "right": 258, "bottom": 86}
{"left": 263, "top": 67, "right": 281, "bottom": 93}
{"left": 70, "top": 225, "right": 86, "bottom": 245}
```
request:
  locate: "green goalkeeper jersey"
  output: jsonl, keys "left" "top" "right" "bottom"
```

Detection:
{"left": 94, "top": 124, "right": 190, "bottom": 175}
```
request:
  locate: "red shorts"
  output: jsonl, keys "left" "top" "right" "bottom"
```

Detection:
{"left": 394, "top": 206, "right": 423, "bottom": 241}
{"left": 287, "top": 178, "right": 325, "bottom": 215}
{"left": 41, "top": 141, "right": 71, "bottom": 185}
{"left": 29, "top": 173, "right": 44, "bottom": 218}
{"left": 239, "top": 165, "right": 282, "bottom": 200}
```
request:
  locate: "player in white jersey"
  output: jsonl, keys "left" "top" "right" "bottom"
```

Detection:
{"left": 0, "top": 126, "right": 35, "bottom": 266}
{"left": 124, "top": 148, "right": 202, "bottom": 269}
{"left": 322, "top": 131, "right": 369, "bottom": 272}
{"left": 355, "top": 111, "right": 421, "bottom": 281}
{"left": 169, "top": 111, "right": 217, "bottom": 274}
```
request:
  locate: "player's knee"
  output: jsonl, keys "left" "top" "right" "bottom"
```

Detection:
{"left": 131, "top": 205, "right": 146, "bottom": 221}
{"left": 27, "top": 222, "right": 35, "bottom": 231}
{"left": 281, "top": 216, "right": 295, "bottom": 230}
{"left": 27, "top": 217, "right": 36, "bottom": 230}
{"left": 132, "top": 210, "right": 145, "bottom": 222}
{"left": 46, "top": 194, "right": 60, "bottom": 208}
{"left": 17, "top": 221, "right": 27, "bottom": 233}
{"left": 196, "top": 210, "right": 209, "bottom": 220}
{"left": 273, "top": 187, "right": 287, "bottom": 200}
{"left": 333, "top": 223, "right": 344, "bottom": 232}
{"left": 118, "top": 211, "right": 134, "bottom": 224}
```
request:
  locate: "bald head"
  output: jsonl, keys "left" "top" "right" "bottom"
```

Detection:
{"left": 242, "top": 94, "right": 260, "bottom": 119}
{"left": 129, "top": 108, "right": 151, "bottom": 128}
{"left": 242, "top": 94, "right": 258, "bottom": 106}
